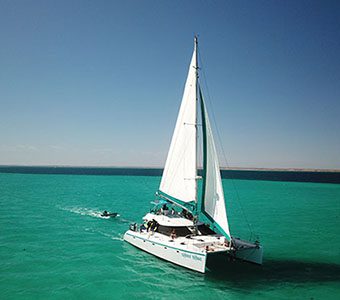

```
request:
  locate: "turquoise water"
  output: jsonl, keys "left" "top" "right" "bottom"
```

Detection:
{"left": 1, "top": 173, "right": 339, "bottom": 299}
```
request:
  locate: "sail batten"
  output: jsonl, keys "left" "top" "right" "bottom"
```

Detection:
{"left": 159, "top": 45, "right": 197, "bottom": 203}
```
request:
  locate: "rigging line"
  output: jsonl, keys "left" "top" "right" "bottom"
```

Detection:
{"left": 198, "top": 50, "right": 255, "bottom": 241}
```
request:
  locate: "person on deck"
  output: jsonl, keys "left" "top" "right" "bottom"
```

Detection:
{"left": 162, "top": 204, "right": 169, "bottom": 216}
{"left": 170, "top": 229, "right": 177, "bottom": 240}
{"left": 146, "top": 220, "right": 152, "bottom": 232}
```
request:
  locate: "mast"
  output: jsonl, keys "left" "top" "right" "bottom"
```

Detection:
{"left": 194, "top": 35, "right": 199, "bottom": 230}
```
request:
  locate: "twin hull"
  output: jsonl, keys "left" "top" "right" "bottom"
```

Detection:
{"left": 124, "top": 231, "right": 207, "bottom": 273}
{"left": 233, "top": 239, "right": 264, "bottom": 265}
{"left": 124, "top": 231, "right": 263, "bottom": 273}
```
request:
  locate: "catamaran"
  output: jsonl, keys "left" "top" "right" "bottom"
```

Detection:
{"left": 123, "top": 37, "right": 263, "bottom": 273}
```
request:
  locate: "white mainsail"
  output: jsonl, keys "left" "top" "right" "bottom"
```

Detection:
{"left": 159, "top": 44, "right": 197, "bottom": 203}
{"left": 200, "top": 88, "right": 231, "bottom": 241}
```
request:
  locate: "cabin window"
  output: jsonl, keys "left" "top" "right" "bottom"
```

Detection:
{"left": 197, "top": 224, "right": 216, "bottom": 235}
{"left": 156, "top": 225, "right": 191, "bottom": 237}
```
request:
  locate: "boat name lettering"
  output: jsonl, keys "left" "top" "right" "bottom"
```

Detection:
{"left": 181, "top": 252, "right": 202, "bottom": 261}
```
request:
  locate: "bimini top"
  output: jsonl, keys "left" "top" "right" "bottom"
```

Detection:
{"left": 143, "top": 213, "right": 194, "bottom": 227}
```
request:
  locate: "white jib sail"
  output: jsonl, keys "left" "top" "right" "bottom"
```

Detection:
{"left": 159, "top": 46, "right": 197, "bottom": 203}
{"left": 201, "top": 93, "right": 231, "bottom": 240}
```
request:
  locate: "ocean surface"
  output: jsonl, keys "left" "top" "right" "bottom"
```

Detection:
{"left": 1, "top": 166, "right": 340, "bottom": 183}
{"left": 1, "top": 172, "right": 339, "bottom": 299}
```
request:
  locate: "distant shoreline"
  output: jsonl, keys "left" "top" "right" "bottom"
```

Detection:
{"left": 220, "top": 167, "right": 340, "bottom": 172}
{"left": 0, "top": 164, "right": 339, "bottom": 173}
{"left": 1, "top": 165, "right": 340, "bottom": 184}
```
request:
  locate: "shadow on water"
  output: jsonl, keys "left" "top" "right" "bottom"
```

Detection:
{"left": 206, "top": 258, "right": 340, "bottom": 286}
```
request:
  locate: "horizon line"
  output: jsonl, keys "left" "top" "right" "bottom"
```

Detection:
{"left": 0, "top": 164, "right": 339, "bottom": 173}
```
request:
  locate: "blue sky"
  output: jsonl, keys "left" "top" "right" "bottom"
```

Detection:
{"left": 0, "top": 0, "right": 339, "bottom": 169}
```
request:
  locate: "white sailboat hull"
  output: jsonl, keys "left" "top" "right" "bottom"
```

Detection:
{"left": 124, "top": 230, "right": 207, "bottom": 273}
